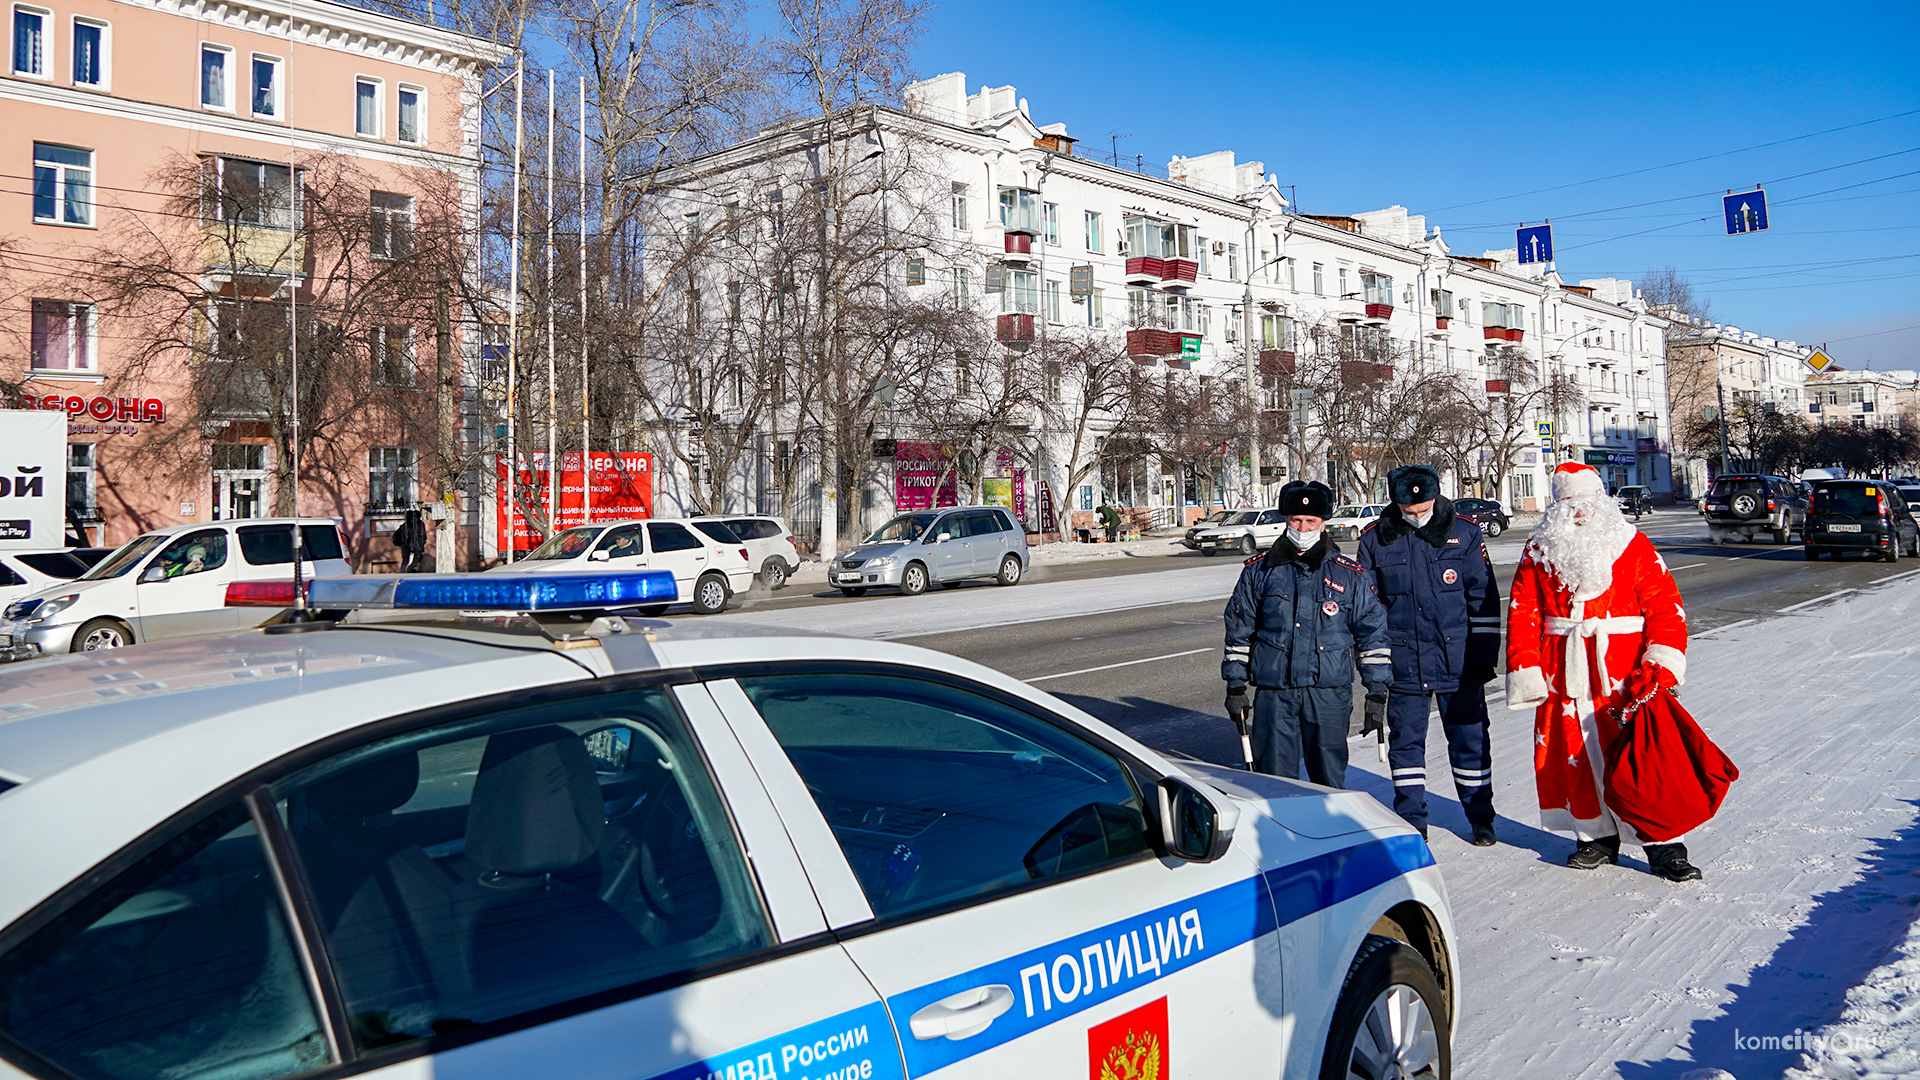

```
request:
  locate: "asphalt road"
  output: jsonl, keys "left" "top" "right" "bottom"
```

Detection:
{"left": 730, "top": 507, "right": 1920, "bottom": 768}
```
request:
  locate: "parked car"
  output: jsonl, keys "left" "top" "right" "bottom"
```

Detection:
{"left": 1180, "top": 509, "right": 1236, "bottom": 549}
{"left": 1194, "top": 507, "right": 1287, "bottom": 556}
{"left": 831, "top": 505, "right": 1027, "bottom": 596}
{"left": 0, "top": 548, "right": 96, "bottom": 610}
{"left": 1451, "top": 498, "right": 1511, "bottom": 537}
{"left": 1804, "top": 480, "right": 1920, "bottom": 562}
{"left": 1323, "top": 503, "right": 1388, "bottom": 543}
{"left": 489, "top": 517, "right": 756, "bottom": 615}
{"left": 0, "top": 518, "right": 351, "bottom": 659}
{"left": 1616, "top": 486, "right": 1654, "bottom": 519}
{"left": 1897, "top": 484, "right": 1920, "bottom": 520}
{"left": 692, "top": 514, "right": 803, "bottom": 588}
{"left": 1702, "top": 474, "right": 1807, "bottom": 544}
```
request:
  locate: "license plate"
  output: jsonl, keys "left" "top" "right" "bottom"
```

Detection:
{"left": 1830, "top": 523, "right": 1861, "bottom": 533}
{"left": 834, "top": 573, "right": 862, "bottom": 583}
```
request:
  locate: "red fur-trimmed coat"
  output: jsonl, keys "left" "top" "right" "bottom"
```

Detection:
{"left": 1505, "top": 530, "right": 1688, "bottom": 837}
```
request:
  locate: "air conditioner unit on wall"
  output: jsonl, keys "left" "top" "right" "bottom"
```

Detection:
{"left": 1211, "top": 240, "right": 1227, "bottom": 255}
{"left": 1117, "top": 239, "right": 1131, "bottom": 256}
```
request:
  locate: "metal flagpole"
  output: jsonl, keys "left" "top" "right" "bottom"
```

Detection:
{"left": 505, "top": 52, "right": 524, "bottom": 563}
{"left": 545, "top": 69, "right": 557, "bottom": 533}
{"left": 579, "top": 75, "right": 590, "bottom": 525}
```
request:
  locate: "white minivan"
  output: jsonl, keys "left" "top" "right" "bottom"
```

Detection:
{"left": 0, "top": 518, "right": 353, "bottom": 659}
{"left": 488, "top": 518, "right": 755, "bottom": 614}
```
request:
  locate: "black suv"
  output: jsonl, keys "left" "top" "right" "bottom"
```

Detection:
{"left": 1804, "top": 480, "right": 1920, "bottom": 561}
{"left": 1452, "top": 498, "right": 1511, "bottom": 537}
{"left": 1616, "top": 486, "right": 1654, "bottom": 519}
{"left": 1703, "top": 474, "right": 1807, "bottom": 545}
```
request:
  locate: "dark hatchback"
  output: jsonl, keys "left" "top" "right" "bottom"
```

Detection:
{"left": 1804, "top": 480, "right": 1920, "bottom": 561}
{"left": 1452, "top": 498, "right": 1511, "bottom": 537}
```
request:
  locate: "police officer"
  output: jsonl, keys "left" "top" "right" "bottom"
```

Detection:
{"left": 1223, "top": 480, "right": 1392, "bottom": 787}
{"left": 1355, "top": 465, "right": 1504, "bottom": 844}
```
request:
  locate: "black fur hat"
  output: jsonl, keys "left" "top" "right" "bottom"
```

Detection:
{"left": 1388, "top": 465, "right": 1441, "bottom": 506}
{"left": 1277, "top": 480, "right": 1333, "bottom": 519}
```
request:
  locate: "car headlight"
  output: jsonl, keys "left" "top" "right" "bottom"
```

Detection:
{"left": 22, "top": 594, "right": 78, "bottom": 624}
{"left": 863, "top": 556, "right": 895, "bottom": 568}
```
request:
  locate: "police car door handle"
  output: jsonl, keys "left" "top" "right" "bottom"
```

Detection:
{"left": 908, "top": 984, "right": 1014, "bottom": 1041}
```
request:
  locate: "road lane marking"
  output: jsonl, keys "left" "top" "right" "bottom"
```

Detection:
{"left": 1733, "top": 549, "right": 1782, "bottom": 560}
{"left": 1667, "top": 563, "right": 1707, "bottom": 571}
{"left": 1872, "top": 569, "right": 1920, "bottom": 584}
{"left": 1693, "top": 619, "right": 1759, "bottom": 637}
{"left": 1026, "top": 648, "right": 1215, "bottom": 683}
{"left": 886, "top": 595, "right": 1232, "bottom": 640}
{"left": 1777, "top": 589, "right": 1858, "bottom": 613}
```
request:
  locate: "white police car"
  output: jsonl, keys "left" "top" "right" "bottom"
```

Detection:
{"left": 0, "top": 572, "right": 1457, "bottom": 1080}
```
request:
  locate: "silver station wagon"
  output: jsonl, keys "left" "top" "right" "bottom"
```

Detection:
{"left": 831, "top": 506, "right": 1029, "bottom": 596}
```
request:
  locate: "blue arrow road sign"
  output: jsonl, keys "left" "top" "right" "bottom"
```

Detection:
{"left": 1724, "top": 189, "right": 1769, "bottom": 235}
{"left": 1516, "top": 224, "right": 1553, "bottom": 264}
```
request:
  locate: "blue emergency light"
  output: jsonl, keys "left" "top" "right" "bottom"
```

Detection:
{"left": 306, "top": 571, "right": 679, "bottom": 611}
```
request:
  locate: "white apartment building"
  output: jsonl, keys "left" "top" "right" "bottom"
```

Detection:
{"left": 647, "top": 72, "right": 1678, "bottom": 537}
{"left": 1805, "top": 370, "right": 1915, "bottom": 431}
{"left": 1665, "top": 320, "right": 1815, "bottom": 494}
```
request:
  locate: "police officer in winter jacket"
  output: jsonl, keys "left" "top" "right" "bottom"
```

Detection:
{"left": 1355, "top": 465, "right": 1504, "bottom": 844}
{"left": 1223, "top": 480, "right": 1392, "bottom": 787}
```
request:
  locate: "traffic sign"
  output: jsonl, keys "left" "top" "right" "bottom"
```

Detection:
{"left": 1723, "top": 189, "right": 1768, "bottom": 235}
{"left": 1805, "top": 349, "right": 1835, "bottom": 373}
{"left": 1516, "top": 224, "right": 1553, "bottom": 264}
{"left": 1536, "top": 421, "right": 1554, "bottom": 447}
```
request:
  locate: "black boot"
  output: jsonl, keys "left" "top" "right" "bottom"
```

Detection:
{"left": 1645, "top": 843, "right": 1704, "bottom": 882}
{"left": 1567, "top": 835, "right": 1620, "bottom": 869}
{"left": 1470, "top": 822, "right": 1497, "bottom": 847}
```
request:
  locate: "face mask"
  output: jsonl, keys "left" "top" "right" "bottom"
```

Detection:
{"left": 1286, "top": 526, "right": 1321, "bottom": 549}
{"left": 1410, "top": 508, "right": 1434, "bottom": 528}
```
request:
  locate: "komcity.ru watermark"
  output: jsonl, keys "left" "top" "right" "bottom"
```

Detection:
{"left": 1732, "top": 1028, "right": 1875, "bottom": 1054}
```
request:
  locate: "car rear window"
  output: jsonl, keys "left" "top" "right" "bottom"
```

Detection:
{"left": 1709, "top": 478, "right": 1764, "bottom": 496}
{"left": 237, "top": 524, "right": 346, "bottom": 565}
{"left": 1813, "top": 485, "right": 1883, "bottom": 517}
{"left": 725, "top": 518, "right": 778, "bottom": 541}
{"left": 13, "top": 552, "right": 88, "bottom": 578}
{"left": 691, "top": 521, "right": 743, "bottom": 545}
{"left": 1899, "top": 487, "right": 1920, "bottom": 505}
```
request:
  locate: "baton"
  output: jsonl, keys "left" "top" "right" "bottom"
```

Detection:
{"left": 1235, "top": 714, "right": 1254, "bottom": 771}
{"left": 1375, "top": 690, "right": 1389, "bottom": 763}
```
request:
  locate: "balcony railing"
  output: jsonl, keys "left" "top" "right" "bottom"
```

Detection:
{"left": 1161, "top": 259, "right": 1199, "bottom": 288}
{"left": 1363, "top": 303, "right": 1394, "bottom": 323}
{"left": 1485, "top": 379, "right": 1510, "bottom": 395}
{"left": 1126, "top": 328, "right": 1184, "bottom": 359}
{"left": 996, "top": 313, "right": 1034, "bottom": 344}
{"left": 1124, "top": 257, "right": 1165, "bottom": 285}
{"left": 1340, "top": 360, "right": 1393, "bottom": 384}
{"left": 1258, "top": 349, "right": 1296, "bottom": 377}
{"left": 1483, "top": 326, "right": 1523, "bottom": 342}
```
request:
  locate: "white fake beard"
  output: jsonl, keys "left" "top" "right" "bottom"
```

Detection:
{"left": 1525, "top": 494, "right": 1635, "bottom": 598}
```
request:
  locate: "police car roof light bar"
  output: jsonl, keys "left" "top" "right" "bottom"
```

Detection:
{"left": 306, "top": 571, "right": 678, "bottom": 611}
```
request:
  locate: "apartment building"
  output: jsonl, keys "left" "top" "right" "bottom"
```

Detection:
{"left": 2, "top": 0, "right": 505, "bottom": 564}
{"left": 1665, "top": 320, "right": 1814, "bottom": 495}
{"left": 1805, "top": 370, "right": 1915, "bottom": 431}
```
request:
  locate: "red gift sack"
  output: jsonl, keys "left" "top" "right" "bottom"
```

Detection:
{"left": 1602, "top": 687, "right": 1739, "bottom": 843}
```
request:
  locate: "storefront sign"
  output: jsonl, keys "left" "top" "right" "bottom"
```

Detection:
{"left": 0, "top": 412, "right": 65, "bottom": 550}
{"left": 1038, "top": 482, "right": 1057, "bottom": 533}
{"left": 10, "top": 394, "right": 166, "bottom": 423}
{"left": 1583, "top": 449, "right": 1635, "bottom": 466}
{"left": 496, "top": 451, "right": 653, "bottom": 551}
{"left": 895, "top": 442, "right": 959, "bottom": 511}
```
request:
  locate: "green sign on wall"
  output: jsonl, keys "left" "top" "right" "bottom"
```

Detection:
{"left": 1181, "top": 334, "right": 1201, "bottom": 361}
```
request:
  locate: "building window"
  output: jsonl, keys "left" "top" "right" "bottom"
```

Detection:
{"left": 31, "top": 142, "right": 91, "bottom": 226}
{"left": 1043, "top": 202, "right": 1059, "bottom": 245}
{"left": 1227, "top": 243, "right": 1239, "bottom": 280}
{"left": 371, "top": 324, "right": 413, "bottom": 385}
{"left": 726, "top": 281, "right": 742, "bottom": 324}
{"left": 1285, "top": 258, "right": 1297, "bottom": 292}
{"left": 1197, "top": 237, "right": 1210, "bottom": 276}
{"left": 200, "top": 44, "right": 232, "bottom": 109}
{"left": 766, "top": 189, "right": 784, "bottom": 236}
{"left": 1850, "top": 385, "right": 1864, "bottom": 404}
{"left": 354, "top": 77, "right": 381, "bottom": 137}
{"left": 953, "top": 266, "right": 972, "bottom": 305}
{"left": 12, "top": 6, "right": 46, "bottom": 77}
{"left": 72, "top": 17, "right": 104, "bottom": 87}
{"left": 368, "top": 446, "right": 417, "bottom": 509}
{"left": 1087, "top": 288, "right": 1104, "bottom": 328}
{"left": 250, "top": 54, "right": 280, "bottom": 117}
{"left": 66, "top": 442, "right": 94, "bottom": 512}
{"left": 369, "top": 190, "right": 412, "bottom": 258}
{"left": 396, "top": 85, "right": 423, "bottom": 144}
{"left": 1312, "top": 262, "right": 1324, "bottom": 296}
{"left": 998, "top": 187, "right": 1040, "bottom": 234}
{"left": 1337, "top": 266, "right": 1349, "bottom": 297}
{"left": 204, "top": 157, "right": 295, "bottom": 228}
{"left": 30, "top": 299, "right": 91, "bottom": 369}
{"left": 950, "top": 182, "right": 967, "bottom": 230}
{"left": 905, "top": 257, "right": 924, "bottom": 286}
{"left": 1084, "top": 210, "right": 1102, "bottom": 252}
{"left": 1361, "top": 270, "right": 1393, "bottom": 306}
{"left": 722, "top": 201, "right": 740, "bottom": 243}
{"left": 1002, "top": 268, "right": 1038, "bottom": 314}
{"left": 1045, "top": 278, "right": 1062, "bottom": 323}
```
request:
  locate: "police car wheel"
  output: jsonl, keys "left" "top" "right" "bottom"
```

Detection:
{"left": 692, "top": 574, "right": 730, "bottom": 615}
{"left": 839, "top": 587, "right": 867, "bottom": 596}
{"left": 996, "top": 555, "right": 1022, "bottom": 586}
{"left": 74, "top": 618, "right": 132, "bottom": 652}
{"left": 1320, "top": 934, "right": 1450, "bottom": 1080}
{"left": 899, "top": 563, "right": 929, "bottom": 596}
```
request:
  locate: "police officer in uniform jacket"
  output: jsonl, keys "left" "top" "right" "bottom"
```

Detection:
{"left": 1223, "top": 480, "right": 1392, "bottom": 787}
{"left": 1355, "top": 465, "right": 1504, "bottom": 844}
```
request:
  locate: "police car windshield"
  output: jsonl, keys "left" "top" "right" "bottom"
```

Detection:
{"left": 79, "top": 534, "right": 169, "bottom": 580}
{"left": 522, "top": 526, "right": 601, "bottom": 561}
{"left": 866, "top": 513, "right": 939, "bottom": 543}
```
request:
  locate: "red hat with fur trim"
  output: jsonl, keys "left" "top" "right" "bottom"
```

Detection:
{"left": 1550, "top": 461, "right": 1606, "bottom": 501}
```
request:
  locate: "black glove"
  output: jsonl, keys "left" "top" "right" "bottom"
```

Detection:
{"left": 1225, "top": 685, "right": 1251, "bottom": 731}
{"left": 1361, "top": 690, "right": 1388, "bottom": 737}
{"left": 1465, "top": 664, "right": 1496, "bottom": 685}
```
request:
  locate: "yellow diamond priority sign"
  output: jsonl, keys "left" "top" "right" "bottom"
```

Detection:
{"left": 1806, "top": 349, "right": 1835, "bottom": 373}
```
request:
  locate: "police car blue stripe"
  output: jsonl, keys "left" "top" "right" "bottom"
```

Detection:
{"left": 884, "top": 834, "right": 1432, "bottom": 1076}
{"left": 635, "top": 1000, "right": 904, "bottom": 1080}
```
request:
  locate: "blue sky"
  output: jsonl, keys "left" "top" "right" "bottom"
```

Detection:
{"left": 911, "top": 0, "right": 1920, "bottom": 368}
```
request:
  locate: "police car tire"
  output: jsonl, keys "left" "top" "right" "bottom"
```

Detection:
{"left": 692, "top": 574, "right": 730, "bottom": 615}
{"left": 1320, "top": 934, "right": 1451, "bottom": 1080}
{"left": 1202, "top": 547, "right": 1216, "bottom": 557}
{"left": 74, "top": 618, "right": 132, "bottom": 652}
{"left": 900, "top": 563, "right": 929, "bottom": 596}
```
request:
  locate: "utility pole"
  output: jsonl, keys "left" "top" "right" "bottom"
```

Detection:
{"left": 1717, "top": 380, "right": 1732, "bottom": 475}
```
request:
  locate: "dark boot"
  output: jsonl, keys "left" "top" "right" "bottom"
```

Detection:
{"left": 1470, "top": 822, "right": 1497, "bottom": 847}
{"left": 1567, "top": 834, "right": 1621, "bottom": 869}
{"left": 1645, "top": 843, "right": 1704, "bottom": 882}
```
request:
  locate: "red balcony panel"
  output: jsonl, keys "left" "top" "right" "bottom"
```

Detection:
{"left": 1125, "top": 328, "right": 1180, "bottom": 357}
{"left": 1434, "top": 316, "right": 1450, "bottom": 330}
{"left": 1162, "top": 259, "right": 1199, "bottom": 284}
{"left": 1258, "top": 349, "right": 1296, "bottom": 377}
{"left": 1483, "top": 326, "right": 1504, "bottom": 341}
{"left": 996, "top": 313, "right": 1035, "bottom": 344}
{"left": 1485, "top": 379, "right": 1510, "bottom": 394}
{"left": 1507, "top": 328, "right": 1525, "bottom": 343}
{"left": 1340, "top": 361, "right": 1393, "bottom": 384}
{"left": 1003, "top": 232, "right": 1033, "bottom": 255}
{"left": 1125, "top": 257, "right": 1165, "bottom": 283}
{"left": 1365, "top": 303, "right": 1394, "bottom": 319}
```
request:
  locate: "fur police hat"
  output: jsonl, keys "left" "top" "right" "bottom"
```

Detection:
{"left": 1277, "top": 480, "right": 1333, "bottom": 519}
{"left": 1388, "top": 465, "right": 1441, "bottom": 506}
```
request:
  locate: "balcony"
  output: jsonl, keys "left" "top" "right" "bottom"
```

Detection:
{"left": 996, "top": 313, "right": 1034, "bottom": 344}
{"left": 1428, "top": 316, "right": 1451, "bottom": 340}
{"left": 1434, "top": 316, "right": 1450, "bottom": 330}
{"left": 1485, "top": 379, "right": 1510, "bottom": 395}
{"left": 1363, "top": 303, "right": 1393, "bottom": 326}
{"left": 1124, "top": 257, "right": 1165, "bottom": 285}
{"left": 1127, "top": 328, "right": 1181, "bottom": 358}
{"left": 1483, "top": 326, "right": 1523, "bottom": 342}
{"left": 1341, "top": 361, "right": 1393, "bottom": 384}
{"left": 1258, "top": 349, "right": 1296, "bottom": 377}
{"left": 1002, "top": 233, "right": 1034, "bottom": 265}
{"left": 1160, "top": 259, "right": 1199, "bottom": 289}
{"left": 1337, "top": 297, "right": 1366, "bottom": 322}
{"left": 1636, "top": 439, "right": 1666, "bottom": 453}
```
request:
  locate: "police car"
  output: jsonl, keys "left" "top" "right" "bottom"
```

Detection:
{"left": 0, "top": 571, "right": 1458, "bottom": 1080}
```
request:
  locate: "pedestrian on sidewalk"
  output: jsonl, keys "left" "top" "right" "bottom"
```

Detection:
{"left": 393, "top": 508, "right": 429, "bottom": 573}
{"left": 1098, "top": 503, "right": 1121, "bottom": 544}
{"left": 1506, "top": 462, "right": 1702, "bottom": 882}
{"left": 1355, "top": 465, "right": 1504, "bottom": 845}
{"left": 1222, "top": 480, "right": 1392, "bottom": 787}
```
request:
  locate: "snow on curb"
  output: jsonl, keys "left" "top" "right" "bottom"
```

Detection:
{"left": 1783, "top": 919, "right": 1920, "bottom": 1079}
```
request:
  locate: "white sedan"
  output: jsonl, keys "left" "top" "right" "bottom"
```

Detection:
{"left": 0, "top": 571, "right": 1459, "bottom": 1080}
{"left": 1323, "top": 504, "right": 1390, "bottom": 544}
{"left": 1193, "top": 508, "right": 1287, "bottom": 557}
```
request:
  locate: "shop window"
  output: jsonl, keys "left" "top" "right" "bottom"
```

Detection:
{"left": 368, "top": 446, "right": 416, "bottom": 509}
{"left": 31, "top": 143, "right": 91, "bottom": 226}
{"left": 396, "top": 84, "right": 423, "bottom": 144}
{"left": 372, "top": 324, "right": 413, "bottom": 386}
{"left": 250, "top": 54, "right": 281, "bottom": 117}
{"left": 369, "top": 190, "right": 412, "bottom": 259}
{"left": 12, "top": 5, "right": 47, "bottom": 77}
{"left": 199, "top": 43, "right": 231, "bottom": 110}
{"left": 354, "top": 76, "right": 381, "bottom": 137}
{"left": 30, "top": 299, "right": 91, "bottom": 369}
{"left": 72, "top": 17, "right": 105, "bottom": 88}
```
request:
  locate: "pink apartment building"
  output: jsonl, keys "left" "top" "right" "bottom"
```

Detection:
{"left": 1, "top": 0, "right": 506, "bottom": 567}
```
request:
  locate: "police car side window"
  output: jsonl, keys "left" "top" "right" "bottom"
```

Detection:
{"left": 736, "top": 673, "right": 1153, "bottom": 922}
{"left": 0, "top": 802, "right": 330, "bottom": 1080}
{"left": 269, "top": 687, "right": 771, "bottom": 1052}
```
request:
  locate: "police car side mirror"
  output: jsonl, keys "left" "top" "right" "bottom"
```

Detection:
{"left": 139, "top": 565, "right": 168, "bottom": 584}
{"left": 1157, "top": 777, "right": 1236, "bottom": 863}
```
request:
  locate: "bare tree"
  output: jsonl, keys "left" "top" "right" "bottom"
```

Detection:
{"left": 1455, "top": 344, "right": 1585, "bottom": 502}
{"left": 1638, "top": 264, "right": 1712, "bottom": 323}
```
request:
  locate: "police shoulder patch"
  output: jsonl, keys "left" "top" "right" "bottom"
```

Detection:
{"left": 1331, "top": 553, "right": 1363, "bottom": 572}
{"left": 1243, "top": 552, "right": 1264, "bottom": 567}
